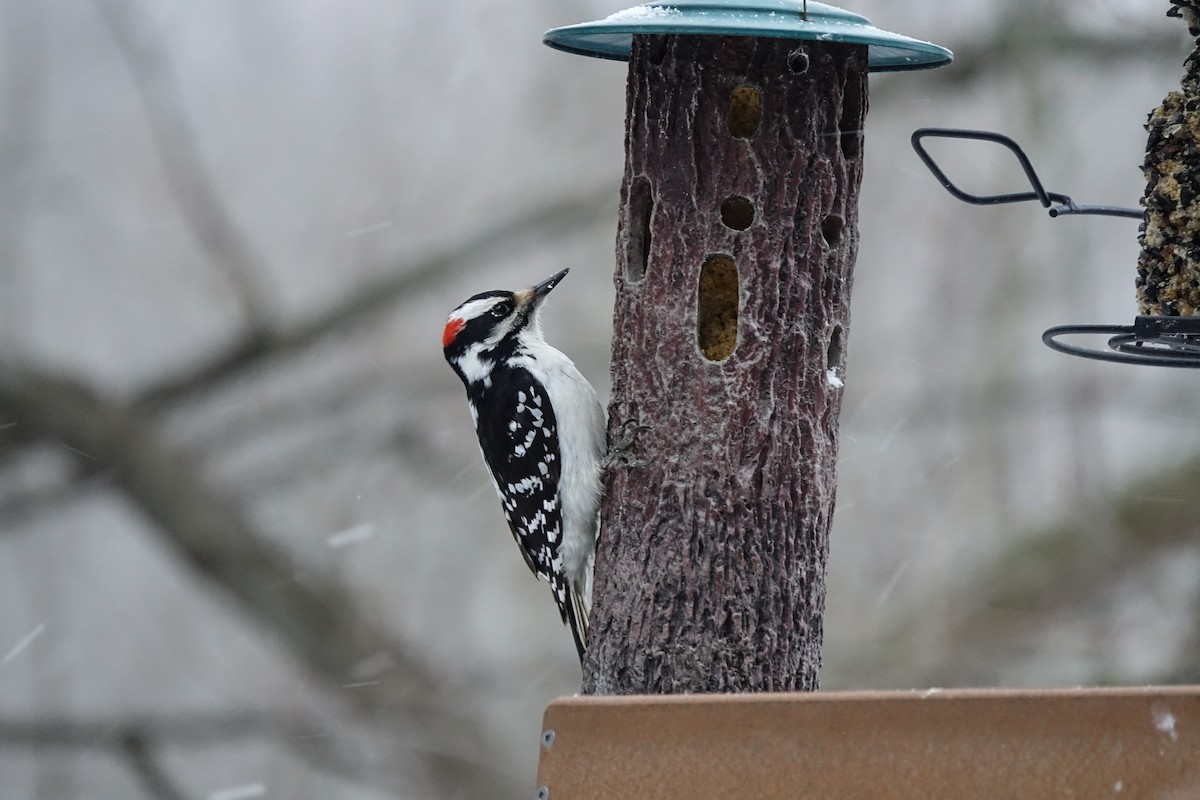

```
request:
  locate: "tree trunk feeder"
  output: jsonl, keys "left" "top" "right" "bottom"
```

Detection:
{"left": 543, "top": 0, "right": 949, "bottom": 695}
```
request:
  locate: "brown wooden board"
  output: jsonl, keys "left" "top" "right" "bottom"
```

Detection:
{"left": 536, "top": 688, "right": 1200, "bottom": 799}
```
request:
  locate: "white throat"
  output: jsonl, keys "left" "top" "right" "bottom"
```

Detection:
{"left": 455, "top": 345, "right": 495, "bottom": 387}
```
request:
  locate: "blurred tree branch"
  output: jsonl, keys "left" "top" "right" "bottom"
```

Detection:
{"left": 0, "top": 179, "right": 613, "bottom": 530}
{"left": 0, "top": 459, "right": 109, "bottom": 529}
{"left": 0, "top": 177, "right": 612, "bottom": 458}
{"left": 121, "top": 732, "right": 192, "bottom": 800}
{"left": 0, "top": 712, "right": 400, "bottom": 791}
{"left": 86, "top": 0, "right": 615, "bottom": 410}
{"left": 0, "top": 363, "right": 525, "bottom": 799}
{"left": 138, "top": 181, "right": 614, "bottom": 409}
{"left": 93, "top": 0, "right": 272, "bottom": 328}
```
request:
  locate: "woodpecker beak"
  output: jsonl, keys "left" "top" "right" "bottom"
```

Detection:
{"left": 516, "top": 268, "right": 569, "bottom": 311}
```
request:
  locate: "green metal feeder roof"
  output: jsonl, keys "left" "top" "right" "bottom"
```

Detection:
{"left": 544, "top": 0, "right": 952, "bottom": 72}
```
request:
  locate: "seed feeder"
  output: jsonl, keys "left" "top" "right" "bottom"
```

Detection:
{"left": 911, "top": 58, "right": 1200, "bottom": 368}
{"left": 540, "top": 0, "right": 947, "bottom": 697}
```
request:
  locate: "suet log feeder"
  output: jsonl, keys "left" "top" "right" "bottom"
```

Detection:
{"left": 544, "top": 1, "right": 949, "bottom": 695}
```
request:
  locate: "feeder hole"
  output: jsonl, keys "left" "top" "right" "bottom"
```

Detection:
{"left": 720, "top": 196, "right": 755, "bottom": 231}
{"left": 697, "top": 255, "right": 739, "bottom": 362}
{"left": 821, "top": 214, "right": 844, "bottom": 248}
{"left": 838, "top": 65, "right": 863, "bottom": 160}
{"left": 827, "top": 325, "right": 844, "bottom": 370}
{"left": 626, "top": 176, "right": 653, "bottom": 283}
{"left": 787, "top": 49, "right": 809, "bottom": 75}
{"left": 728, "top": 86, "right": 761, "bottom": 140}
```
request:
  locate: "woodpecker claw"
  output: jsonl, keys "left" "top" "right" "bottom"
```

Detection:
{"left": 601, "top": 418, "right": 650, "bottom": 471}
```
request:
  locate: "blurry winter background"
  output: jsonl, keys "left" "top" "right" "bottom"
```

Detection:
{"left": 0, "top": 0, "right": 1194, "bottom": 797}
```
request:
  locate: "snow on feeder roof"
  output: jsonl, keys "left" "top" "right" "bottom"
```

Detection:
{"left": 543, "top": 0, "right": 952, "bottom": 72}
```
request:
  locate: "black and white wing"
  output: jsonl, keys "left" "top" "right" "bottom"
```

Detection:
{"left": 472, "top": 368, "right": 569, "bottom": 617}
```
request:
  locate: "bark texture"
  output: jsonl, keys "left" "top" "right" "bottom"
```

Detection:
{"left": 583, "top": 35, "right": 867, "bottom": 694}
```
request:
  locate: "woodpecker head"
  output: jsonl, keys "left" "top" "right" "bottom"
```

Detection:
{"left": 442, "top": 268, "right": 568, "bottom": 386}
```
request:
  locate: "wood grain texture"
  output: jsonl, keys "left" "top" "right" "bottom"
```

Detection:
{"left": 539, "top": 688, "right": 1200, "bottom": 799}
{"left": 584, "top": 34, "right": 867, "bottom": 694}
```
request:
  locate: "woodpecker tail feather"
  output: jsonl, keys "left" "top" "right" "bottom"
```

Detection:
{"left": 567, "top": 577, "right": 590, "bottom": 665}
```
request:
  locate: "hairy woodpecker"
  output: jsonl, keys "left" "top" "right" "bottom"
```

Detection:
{"left": 442, "top": 268, "right": 605, "bottom": 661}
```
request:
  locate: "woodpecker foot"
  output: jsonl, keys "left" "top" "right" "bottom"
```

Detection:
{"left": 601, "top": 418, "right": 650, "bottom": 471}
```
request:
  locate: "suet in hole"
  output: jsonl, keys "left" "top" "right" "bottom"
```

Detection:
{"left": 728, "top": 85, "right": 761, "bottom": 140}
{"left": 626, "top": 176, "right": 654, "bottom": 283}
{"left": 720, "top": 196, "right": 754, "bottom": 231}
{"left": 787, "top": 49, "right": 809, "bottom": 75}
{"left": 697, "top": 255, "right": 740, "bottom": 362}
{"left": 821, "top": 214, "right": 844, "bottom": 248}
{"left": 838, "top": 66, "right": 863, "bottom": 160}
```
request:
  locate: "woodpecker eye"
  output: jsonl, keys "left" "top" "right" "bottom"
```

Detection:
{"left": 490, "top": 306, "right": 508, "bottom": 318}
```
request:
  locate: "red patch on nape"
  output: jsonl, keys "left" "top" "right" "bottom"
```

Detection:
{"left": 442, "top": 317, "right": 465, "bottom": 349}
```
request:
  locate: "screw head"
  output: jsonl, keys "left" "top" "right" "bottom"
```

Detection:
{"left": 536, "top": 787, "right": 549, "bottom": 800}
{"left": 541, "top": 729, "right": 556, "bottom": 748}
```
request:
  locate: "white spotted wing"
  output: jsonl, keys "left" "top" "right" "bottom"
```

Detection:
{"left": 473, "top": 367, "right": 566, "bottom": 609}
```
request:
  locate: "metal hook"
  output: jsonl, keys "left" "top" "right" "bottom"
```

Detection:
{"left": 911, "top": 128, "right": 1141, "bottom": 219}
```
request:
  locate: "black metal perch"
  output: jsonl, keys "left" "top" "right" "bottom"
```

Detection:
{"left": 911, "top": 127, "right": 1200, "bottom": 368}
